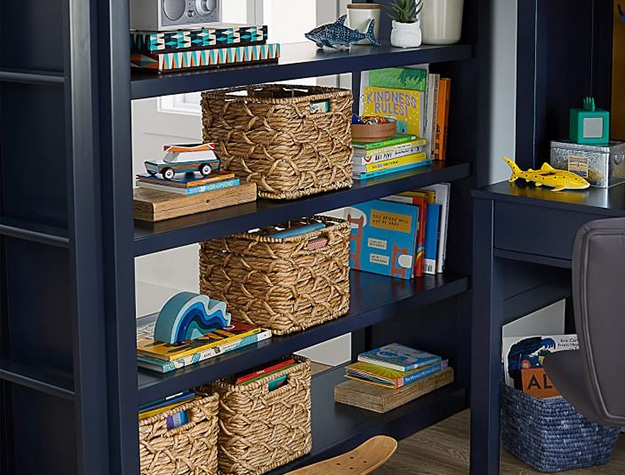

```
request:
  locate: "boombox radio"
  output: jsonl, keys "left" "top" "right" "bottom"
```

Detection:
{"left": 130, "top": 0, "right": 221, "bottom": 31}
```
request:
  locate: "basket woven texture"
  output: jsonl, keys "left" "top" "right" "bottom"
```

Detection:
{"left": 501, "top": 383, "right": 620, "bottom": 472}
{"left": 199, "top": 215, "right": 350, "bottom": 335}
{"left": 201, "top": 84, "right": 353, "bottom": 200}
{"left": 201, "top": 355, "right": 312, "bottom": 475}
{"left": 139, "top": 392, "right": 219, "bottom": 475}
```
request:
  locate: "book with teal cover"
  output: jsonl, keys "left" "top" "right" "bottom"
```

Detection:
{"left": 357, "top": 343, "right": 442, "bottom": 372}
{"left": 345, "top": 199, "right": 419, "bottom": 279}
{"left": 345, "top": 359, "right": 449, "bottom": 389}
{"left": 368, "top": 67, "right": 428, "bottom": 92}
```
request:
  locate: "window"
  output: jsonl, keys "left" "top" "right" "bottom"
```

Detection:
{"left": 158, "top": 0, "right": 341, "bottom": 115}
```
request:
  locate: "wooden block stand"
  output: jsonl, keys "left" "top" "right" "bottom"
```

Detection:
{"left": 133, "top": 181, "right": 257, "bottom": 222}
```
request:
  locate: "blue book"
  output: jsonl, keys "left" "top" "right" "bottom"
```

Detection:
{"left": 423, "top": 203, "right": 441, "bottom": 275}
{"left": 358, "top": 343, "right": 442, "bottom": 372}
{"left": 136, "top": 177, "right": 240, "bottom": 195}
{"left": 353, "top": 159, "right": 432, "bottom": 180}
{"left": 345, "top": 199, "right": 418, "bottom": 279}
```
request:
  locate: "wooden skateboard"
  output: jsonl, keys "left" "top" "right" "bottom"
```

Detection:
{"left": 285, "top": 436, "right": 398, "bottom": 475}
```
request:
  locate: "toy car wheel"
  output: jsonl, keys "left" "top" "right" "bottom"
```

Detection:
{"left": 162, "top": 168, "right": 175, "bottom": 180}
{"left": 199, "top": 164, "right": 212, "bottom": 176}
{"left": 146, "top": 169, "right": 157, "bottom": 176}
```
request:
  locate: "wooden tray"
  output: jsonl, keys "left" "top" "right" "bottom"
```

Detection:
{"left": 334, "top": 367, "right": 454, "bottom": 413}
{"left": 133, "top": 181, "right": 257, "bottom": 222}
{"left": 351, "top": 121, "right": 396, "bottom": 143}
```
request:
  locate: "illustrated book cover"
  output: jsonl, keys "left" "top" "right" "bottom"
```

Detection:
{"left": 361, "top": 86, "right": 425, "bottom": 140}
{"left": 502, "top": 334, "right": 579, "bottom": 397}
{"left": 345, "top": 199, "right": 419, "bottom": 279}
{"left": 357, "top": 343, "right": 442, "bottom": 372}
{"left": 136, "top": 313, "right": 267, "bottom": 361}
{"left": 345, "top": 359, "right": 449, "bottom": 389}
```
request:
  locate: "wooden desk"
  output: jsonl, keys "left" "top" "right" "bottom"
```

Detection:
{"left": 470, "top": 180, "right": 625, "bottom": 474}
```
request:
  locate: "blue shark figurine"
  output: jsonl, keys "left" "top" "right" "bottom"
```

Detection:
{"left": 305, "top": 15, "right": 381, "bottom": 49}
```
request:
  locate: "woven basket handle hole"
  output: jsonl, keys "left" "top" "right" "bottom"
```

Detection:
{"left": 307, "top": 235, "right": 329, "bottom": 251}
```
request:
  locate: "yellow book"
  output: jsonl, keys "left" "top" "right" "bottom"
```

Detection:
{"left": 362, "top": 86, "right": 424, "bottom": 138}
{"left": 354, "top": 152, "right": 428, "bottom": 174}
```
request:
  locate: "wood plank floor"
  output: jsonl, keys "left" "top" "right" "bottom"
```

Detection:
{"left": 372, "top": 409, "right": 625, "bottom": 474}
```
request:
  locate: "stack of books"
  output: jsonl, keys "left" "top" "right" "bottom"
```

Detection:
{"left": 345, "top": 182, "right": 451, "bottom": 278}
{"left": 130, "top": 24, "right": 280, "bottom": 73}
{"left": 352, "top": 133, "right": 431, "bottom": 180}
{"left": 135, "top": 170, "right": 240, "bottom": 196}
{"left": 136, "top": 313, "right": 272, "bottom": 373}
{"left": 334, "top": 343, "right": 454, "bottom": 413}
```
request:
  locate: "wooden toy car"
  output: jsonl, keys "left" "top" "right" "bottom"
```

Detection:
{"left": 144, "top": 143, "right": 221, "bottom": 180}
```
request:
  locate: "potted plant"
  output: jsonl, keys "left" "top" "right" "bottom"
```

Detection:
{"left": 386, "top": 0, "right": 423, "bottom": 48}
{"left": 421, "top": 0, "right": 464, "bottom": 45}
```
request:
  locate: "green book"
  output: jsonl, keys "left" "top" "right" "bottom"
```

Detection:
{"left": 352, "top": 133, "right": 420, "bottom": 150}
{"left": 368, "top": 67, "right": 428, "bottom": 92}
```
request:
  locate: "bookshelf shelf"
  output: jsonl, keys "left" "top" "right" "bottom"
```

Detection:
{"left": 134, "top": 161, "right": 470, "bottom": 256}
{"left": 137, "top": 271, "right": 469, "bottom": 404}
{"left": 131, "top": 42, "right": 473, "bottom": 99}
{"left": 268, "top": 365, "right": 466, "bottom": 474}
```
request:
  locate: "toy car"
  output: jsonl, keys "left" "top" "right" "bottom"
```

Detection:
{"left": 144, "top": 143, "right": 221, "bottom": 180}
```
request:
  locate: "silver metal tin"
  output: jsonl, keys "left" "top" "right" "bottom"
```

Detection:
{"left": 550, "top": 140, "right": 625, "bottom": 188}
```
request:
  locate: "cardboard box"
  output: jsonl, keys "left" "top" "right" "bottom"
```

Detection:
{"left": 550, "top": 139, "right": 625, "bottom": 188}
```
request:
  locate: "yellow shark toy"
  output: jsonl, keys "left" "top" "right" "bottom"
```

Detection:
{"left": 503, "top": 156, "right": 590, "bottom": 192}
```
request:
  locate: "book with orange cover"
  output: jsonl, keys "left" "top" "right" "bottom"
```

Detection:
{"left": 435, "top": 78, "right": 451, "bottom": 160}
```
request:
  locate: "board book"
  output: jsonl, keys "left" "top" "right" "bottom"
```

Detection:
{"left": 334, "top": 367, "right": 454, "bottom": 413}
{"left": 362, "top": 86, "right": 425, "bottom": 140}
{"left": 357, "top": 343, "right": 441, "bottom": 372}
{"left": 345, "top": 200, "right": 419, "bottom": 279}
{"left": 136, "top": 313, "right": 266, "bottom": 361}
{"left": 345, "top": 359, "right": 449, "bottom": 389}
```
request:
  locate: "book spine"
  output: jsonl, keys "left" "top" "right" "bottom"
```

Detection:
{"left": 436, "top": 78, "right": 451, "bottom": 160}
{"left": 352, "top": 134, "right": 419, "bottom": 150}
{"left": 423, "top": 203, "right": 441, "bottom": 275}
{"left": 430, "top": 74, "right": 440, "bottom": 160}
{"left": 353, "top": 159, "right": 432, "bottom": 180}
{"left": 137, "top": 177, "right": 240, "bottom": 195}
{"left": 138, "top": 331, "right": 271, "bottom": 373}
{"left": 358, "top": 355, "right": 442, "bottom": 372}
{"left": 354, "top": 152, "right": 428, "bottom": 174}
{"left": 402, "top": 360, "right": 449, "bottom": 386}
{"left": 352, "top": 142, "right": 426, "bottom": 165}
{"left": 424, "top": 73, "right": 436, "bottom": 160}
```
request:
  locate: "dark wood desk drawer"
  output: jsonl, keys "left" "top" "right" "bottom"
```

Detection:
{"left": 494, "top": 202, "right": 602, "bottom": 260}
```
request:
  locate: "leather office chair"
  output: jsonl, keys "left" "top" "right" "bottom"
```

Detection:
{"left": 543, "top": 217, "right": 625, "bottom": 427}
{"left": 284, "top": 436, "right": 397, "bottom": 475}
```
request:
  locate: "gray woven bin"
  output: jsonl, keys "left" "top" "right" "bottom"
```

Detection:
{"left": 501, "top": 383, "right": 620, "bottom": 472}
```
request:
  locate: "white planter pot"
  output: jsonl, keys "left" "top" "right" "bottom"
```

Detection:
{"left": 421, "top": 0, "right": 464, "bottom": 45}
{"left": 390, "top": 19, "right": 422, "bottom": 48}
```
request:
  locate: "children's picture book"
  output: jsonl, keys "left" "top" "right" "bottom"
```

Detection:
{"left": 352, "top": 139, "right": 426, "bottom": 165}
{"left": 423, "top": 203, "right": 440, "bottom": 275}
{"left": 357, "top": 343, "right": 442, "bottom": 372}
{"left": 362, "top": 86, "right": 424, "bottom": 140}
{"left": 137, "top": 331, "right": 271, "bottom": 373}
{"left": 345, "top": 359, "right": 449, "bottom": 389}
{"left": 501, "top": 334, "right": 579, "bottom": 396}
{"left": 136, "top": 313, "right": 267, "bottom": 361}
{"left": 345, "top": 199, "right": 419, "bottom": 279}
{"left": 352, "top": 152, "right": 428, "bottom": 175}
{"left": 435, "top": 78, "right": 451, "bottom": 160}
{"left": 421, "top": 183, "right": 451, "bottom": 274}
{"left": 367, "top": 67, "right": 428, "bottom": 92}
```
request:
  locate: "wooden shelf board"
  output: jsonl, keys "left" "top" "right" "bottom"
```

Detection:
{"left": 137, "top": 271, "right": 469, "bottom": 404}
{"left": 131, "top": 42, "right": 473, "bottom": 100}
{"left": 134, "top": 161, "right": 470, "bottom": 256}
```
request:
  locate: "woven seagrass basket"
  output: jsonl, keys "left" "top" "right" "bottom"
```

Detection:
{"left": 201, "top": 84, "right": 353, "bottom": 199}
{"left": 501, "top": 383, "right": 620, "bottom": 472}
{"left": 139, "top": 392, "right": 219, "bottom": 475}
{"left": 201, "top": 355, "right": 312, "bottom": 475}
{"left": 199, "top": 215, "right": 350, "bottom": 335}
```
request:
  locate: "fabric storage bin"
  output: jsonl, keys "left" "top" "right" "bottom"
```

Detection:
{"left": 201, "top": 84, "right": 353, "bottom": 199}
{"left": 500, "top": 383, "right": 620, "bottom": 472}
{"left": 201, "top": 355, "right": 312, "bottom": 475}
{"left": 139, "top": 392, "right": 219, "bottom": 475}
{"left": 199, "top": 215, "right": 350, "bottom": 335}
